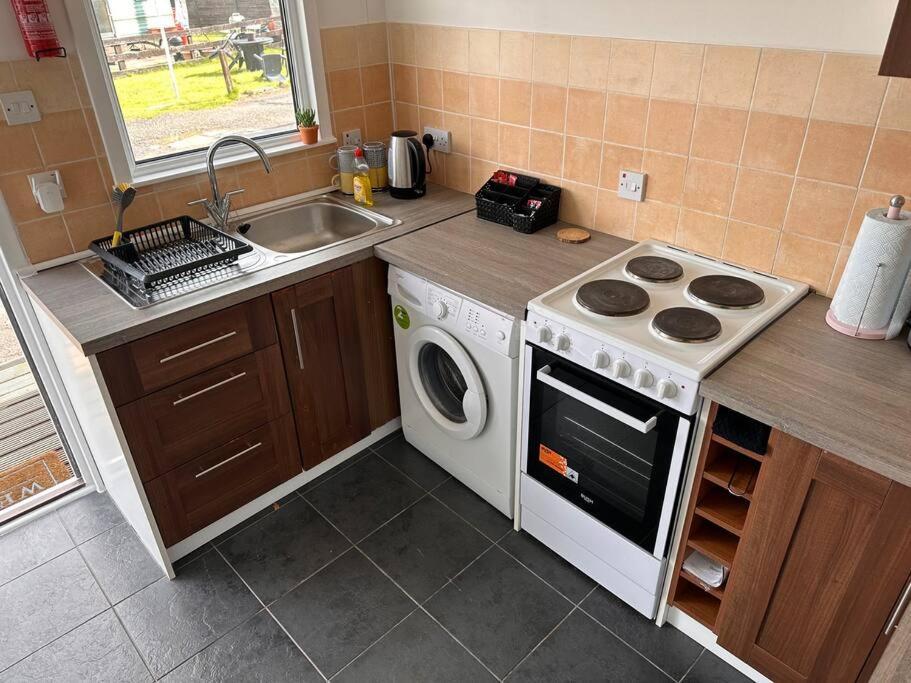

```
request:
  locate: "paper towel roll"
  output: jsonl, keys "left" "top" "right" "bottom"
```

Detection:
{"left": 828, "top": 204, "right": 911, "bottom": 339}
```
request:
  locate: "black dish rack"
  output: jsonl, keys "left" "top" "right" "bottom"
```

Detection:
{"left": 475, "top": 170, "right": 561, "bottom": 233}
{"left": 90, "top": 216, "right": 252, "bottom": 288}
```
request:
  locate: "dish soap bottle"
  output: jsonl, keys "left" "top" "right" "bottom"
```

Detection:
{"left": 352, "top": 148, "right": 374, "bottom": 207}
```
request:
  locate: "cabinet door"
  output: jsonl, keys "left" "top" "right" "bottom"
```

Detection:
{"left": 880, "top": 0, "right": 911, "bottom": 77}
{"left": 717, "top": 433, "right": 911, "bottom": 682}
{"left": 272, "top": 264, "right": 370, "bottom": 469}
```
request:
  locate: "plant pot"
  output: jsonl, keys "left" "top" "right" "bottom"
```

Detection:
{"left": 299, "top": 125, "right": 319, "bottom": 144}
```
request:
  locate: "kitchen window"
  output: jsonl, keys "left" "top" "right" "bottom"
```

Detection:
{"left": 65, "top": 0, "right": 331, "bottom": 185}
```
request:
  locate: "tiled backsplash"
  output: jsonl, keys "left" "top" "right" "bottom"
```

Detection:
{"left": 386, "top": 24, "right": 911, "bottom": 295}
{"left": 0, "top": 22, "right": 392, "bottom": 265}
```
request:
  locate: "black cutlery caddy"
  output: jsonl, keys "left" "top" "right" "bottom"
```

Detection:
{"left": 475, "top": 170, "right": 561, "bottom": 233}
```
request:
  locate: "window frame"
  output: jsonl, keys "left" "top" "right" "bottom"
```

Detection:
{"left": 64, "top": 0, "right": 334, "bottom": 186}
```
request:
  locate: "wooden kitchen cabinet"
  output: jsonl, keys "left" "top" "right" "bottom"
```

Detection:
{"left": 880, "top": 0, "right": 911, "bottom": 77}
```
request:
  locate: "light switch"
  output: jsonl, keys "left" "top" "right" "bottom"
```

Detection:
{"left": 618, "top": 170, "right": 646, "bottom": 201}
{"left": 0, "top": 91, "right": 40, "bottom": 125}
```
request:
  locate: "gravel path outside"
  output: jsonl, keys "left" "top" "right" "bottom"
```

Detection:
{"left": 0, "top": 307, "right": 24, "bottom": 367}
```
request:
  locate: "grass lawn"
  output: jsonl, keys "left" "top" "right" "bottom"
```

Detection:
{"left": 113, "top": 50, "right": 287, "bottom": 121}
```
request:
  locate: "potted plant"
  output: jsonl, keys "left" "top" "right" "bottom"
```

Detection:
{"left": 296, "top": 108, "right": 319, "bottom": 144}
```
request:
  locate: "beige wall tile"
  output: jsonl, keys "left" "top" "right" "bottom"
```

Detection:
{"left": 444, "top": 112, "right": 470, "bottom": 154}
{"left": 773, "top": 232, "right": 839, "bottom": 291}
{"left": 415, "top": 25, "right": 441, "bottom": 69}
{"left": 357, "top": 23, "right": 389, "bottom": 66}
{"left": 565, "top": 89, "right": 606, "bottom": 140}
{"left": 811, "top": 53, "right": 888, "bottom": 126}
{"left": 470, "top": 118, "right": 499, "bottom": 161}
{"left": 645, "top": 99, "right": 695, "bottom": 155}
{"left": 730, "top": 168, "right": 793, "bottom": 228}
{"left": 442, "top": 71, "right": 470, "bottom": 114}
{"left": 784, "top": 178, "right": 855, "bottom": 242}
{"left": 569, "top": 37, "right": 611, "bottom": 90}
{"left": 723, "top": 220, "right": 779, "bottom": 270}
{"left": 844, "top": 189, "right": 893, "bottom": 245}
{"left": 642, "top": 150, "right": 686, "bottom": 204}
{"left": 599, "top": 143, "right": 643, "bottom": 190}
{"left": 690, "top": 106, "right": 748, "bottom": 164}
{"left": 683, "top": 159, "right": 737, "bottom": 214}
{"left": 59, "top": 159, "right": 108, "bottom": 211}
{"left": 308, "top": 151, "right": 334, "bottom": 188}
{"left": 604, "top": 94, "right": 648, "bottom": 147}
{"left": 608, "top": 40, "right": 654, "bottom": 95}
{"left": 499, "top": 124, "right": 530, "bottom": 170}
{"left": 469, "top": 75, "right": 499, "bottom": 120}
{"left": 323, "top": 27, "right": 359, "bottom": 70}
{"left": 529, "top": 130, "right": 565, "bottom": 177}
{"left": 563, "top": 136, "right": 601, "bottom": 184}
{"left": 444, "top": 153, "right": 471, "bottom": 192}
{"left": 419, "top": 107, "right": 444, "bottom": 131}
{"left": 417, "top": 67, "right": 442, "bottom": 109}
{"left": 18, "top": 216, "right": 73, "bottom": 263}
{"left": 594, "top": 190, "right": 636, "bottom": 237}
{"left": 826, "top": 245, "right": 851, "bottom": 297}
{"left": 530, "top": 84, "right": 567, "bottom": 133}
{"left": 120, "top": 193, "right": 163, "bottom": 229}
{"left": 234, "top": 161, "right": 277, "bottom": 209}
{"left": 0, "top": 172, "right": 46, "bottom": 222}
{"left": 271, "top": 157, "right": 317, "bottom": 200}
{"left": 499, "top": 32, "right": 534, "bottom": 81}
{"left": 699, "top": 46, "right": 760, "bottom": 109}
{"left": 678, "top": 209, "right": 727, "bottom": 256}
{"left": 650, "top": 43, "right": 704, "bottom": 102}
{"left": 559, "top": 181, "right": 597, "bottom": 227}
{"left": 500, "top": 79, "right": 532, "bottom": 126}
{"left": 0, "top": 62, "right": 15, "bottom": 91}
{"left": 12, "top": 59, "right": 80, "bottom": 113}
{"left": 64, "top": 204, "right": 117, "bottom": 249}
{"left": 752, "top": 49, "right": 822, "bottom": 117}
{"left": 634, "top": 200, "right": 679, "bottom": 242}
{"left": 388, "top": 23, "right": 415, "bottom": 64}
{"left": 862, "top": 128, "right": 911, "bottom": 195}
{"left": 331, "top": 68, "right": 365, "bottom": 109}
{"left": 741, "top": 112, "right": 806, "bottom": 174}
{"left": 362, "top": 64, "right": 391, "bottom": 104}
{"left": 533, "top": 34, "right": 571, "bottom": 85}
{"left": 32, "top": 110, "right": 94, "bottom": 165}
{"left": 440, "top": 28, "right": 470, "bottom": 72}
{"left": 879, "top": 78, "right": 911, "bottom": 132}
{"left": 334, "top": 106, "right": 368, "bottom": 138}
{"left": 798, "top": 120, "right": 874, "bottom": 186}
{"left": 470, "top": 158, "right": 499, "bottom": 190}
{"left": 0, "top": 123, "right": 42, "bottom": 174}
{"left": 469, "top": 30, "right": 500, "bottom": 76}
{"left": 394, "top": 101, "right": 418, "bottom": 131}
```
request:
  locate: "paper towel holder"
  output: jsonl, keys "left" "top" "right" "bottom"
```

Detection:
{"left": 28, "top": 170, "right": 66, "bottom": 214}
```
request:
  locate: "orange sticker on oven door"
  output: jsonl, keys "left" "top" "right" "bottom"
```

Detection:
{"left": 539, "top": 445, "right": 579, "bottom": 482}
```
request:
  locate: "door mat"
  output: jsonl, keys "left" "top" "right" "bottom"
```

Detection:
{"left": 0, "top": 449, "right": 73, "bottom": 511}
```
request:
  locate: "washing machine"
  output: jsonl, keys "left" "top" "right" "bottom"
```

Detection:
{"left": 388, "top": 266, "right": 520, "bottom": 516}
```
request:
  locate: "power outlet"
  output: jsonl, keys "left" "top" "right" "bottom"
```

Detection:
{"left": 0, "top": 90, "right": 40, "bottom": 125}
{"left": 423, "top": 126, "right": 451, "bottom": 154}
{"left": 343, "top": 128, "right": 362, "bottom": 145}
{"left": 618, "top": 170, "right": 646, "bottom": 201}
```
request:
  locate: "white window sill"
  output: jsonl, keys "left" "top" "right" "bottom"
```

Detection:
{"left": 130, "top": 132, "right": 337, "bottom": 188}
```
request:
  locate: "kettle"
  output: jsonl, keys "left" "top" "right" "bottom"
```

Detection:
{"left": 388, "top": 130, "right": 426, "bottom": 199}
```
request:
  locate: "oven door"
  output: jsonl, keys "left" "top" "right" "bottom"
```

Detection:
{"left": 523, "top": 344, "right": 692, "bottom": 557}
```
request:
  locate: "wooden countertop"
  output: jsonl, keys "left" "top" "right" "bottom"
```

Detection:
{"left": 22, "top": 186, "right": 475, "bottom": 356}
{"left": 374, "top": 213, "right": 634, "bottom": 319}
{"left": 701, "top": 294, "right": 911, "bottom": 486}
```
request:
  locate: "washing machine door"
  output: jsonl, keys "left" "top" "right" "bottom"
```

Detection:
{"left": 408, "top": 326, "right": 487, "bottom": 440}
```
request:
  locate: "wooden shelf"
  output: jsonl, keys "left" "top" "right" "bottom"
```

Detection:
{"left": 687, "top": 521, "right": 738, "bottom": 568}
{"left": 674, "top": 580, "right": 720, "bottom": 630}
{"left": 704, "top": 450, "right": 759, "bottom": 501}
{"left": 679, "top": 567, "right": 726, "bottom": 600}
{"left": 695, "top": 486, "right": 749, "bottom": 536}
{"left": 710, "top": 433, "right": 767, "bottom": 463}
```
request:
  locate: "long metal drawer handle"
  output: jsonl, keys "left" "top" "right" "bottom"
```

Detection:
{"left": 159, "top": 331, "right": 238, "bottom": 364}
{"left": 536, "top": 365, "right": 658, "bottom": 434}
{"left": 290, "top": 308, "right": 304, "bottom": 370}
{"left": 195, "top": 442, "right": 262, "bottom": 479}
{"left": 172, "top": 371, "right": 246, "bottom": 406}
{"left": 885, "top": 576, "right": 911, "bottom": 635}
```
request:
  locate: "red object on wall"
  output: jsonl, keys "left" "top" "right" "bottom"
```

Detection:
{"left": 10, "top": 0, "right": 64, "bottom": 59}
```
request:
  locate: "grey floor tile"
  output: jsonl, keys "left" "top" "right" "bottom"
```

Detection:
{"left": 683, "top": 650, "right": 752, "bottom": 683}
{"left": 296, "top": 448, "right": 373, "bottom": 496}
{"left": 172, "top": 543, "right": 214, "bottom": 571}
{"left": 581, "top": 587, "right": 703, "bottom": 680}
{"left": 0, "top": 549, "right": 108, "bottom": 671}
{"left": 432, "top": 477, "right": 513, "bottom": 541}
{"left": 57, "top": 492, "right": 124, "bottom": 544}
{"left": 304, "top": 455, "right": 424, "bottom": 542}
{"left": 0, "top": 610, "right": 151, "bottom": 682}
{"left": 270, "top": 549, "right": 415, "bottom": 678}
{"left": 370, "top": 428, "right": 403, "bottom": 450}
{"left": 499, "top": 530, "right": 596, "bottom": 603}
{"left": 507, "top": 610, "right": 669, "bottom": 682}
{"left": 334, "top": 609, "right": 495, "bottom": 683}
{"left": 219, "top": 496, "right": 350, "bottom": 604}
{"left": 115, "top": 550, "right": 260, "bottom": 677}
{"left": 210, "top": 493, "right": 299, "bottom": 547}
{"left": 79, "top": 523, "right": 163, "bottom": 604}
{"left": 359, "top": 496, "right": 491, "bottom": 602}
{"left": 163, "top": 610, "right": 321, "bottom": 682}
{"left": 0, "top": 513, "right": 73, "bottom": 587}
{"left": 425, "top": 546, "right": 572, "bottom": 678}
{"left": 374, "top": 434, "right": 450, "bottom": 490}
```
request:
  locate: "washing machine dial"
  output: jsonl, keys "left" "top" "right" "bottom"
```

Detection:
{"left": 433, "top": 300, "right": 448, "bottom": 320}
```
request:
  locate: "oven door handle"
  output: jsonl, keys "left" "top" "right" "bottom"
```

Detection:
{"left": 536, "top": 365, "right": 658, "bottom": 434}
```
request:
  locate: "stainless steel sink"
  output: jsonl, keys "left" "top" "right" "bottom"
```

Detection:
{"left": 235, "top": 195, "right": 400, "bottom": 256}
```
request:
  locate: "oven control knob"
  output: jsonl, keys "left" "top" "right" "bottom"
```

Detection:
{"left": 433, "top": 300, "right": 448, "bottom": 320}
{"left": 591, "top": 350, "right": 610, "bottom": 369}
{"left": 656, "top": 378, "right": 678, "bottom": 399}
{"left": 536, "top": 325, "right": 553, "bottom": 344}
{"left": 633, "top": 368, "right": 654, "bottom": 389}
{"left": 612, "top": 359, "right": 631, "bottom": 379}
{"left": 554, "top": 333, "right": 571, "bottom": 351}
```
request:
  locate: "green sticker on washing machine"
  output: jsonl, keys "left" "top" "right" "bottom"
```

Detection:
{"left": 393, "top": 304, "right": 411, "bottom": 329}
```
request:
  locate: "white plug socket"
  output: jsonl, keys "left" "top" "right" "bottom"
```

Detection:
{"left": 618, "top": 170, "right": 646, "bottom": 201}
{"left": 0, "top": 90, "right": 41, "bottom": 125}
{"left": 343, "top": 128, "right": 362, "bottom": 145}
{"left": 423, "top": 126, "right": 451, "bottom": 154}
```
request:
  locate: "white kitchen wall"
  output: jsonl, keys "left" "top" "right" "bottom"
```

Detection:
{"left": 384, "top": 0, "right": 897, "bottom": 54}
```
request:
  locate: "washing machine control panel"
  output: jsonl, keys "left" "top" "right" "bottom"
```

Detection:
{"left": 426, "top": 283, "right": 519, "bottom": 356}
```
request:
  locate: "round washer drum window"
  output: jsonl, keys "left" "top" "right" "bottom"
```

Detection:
{"left": 417, "top": 342, "right": 468, "bottom": 423}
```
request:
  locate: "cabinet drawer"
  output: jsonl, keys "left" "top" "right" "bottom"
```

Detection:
{"left": 98, "top": 296, "right": 277, "bottom": 405}
{"left": 120, "top": 345, "right": 290, "bottom": 481}
{"left": 145, "top": 415, "right": 302, "bottom": 546}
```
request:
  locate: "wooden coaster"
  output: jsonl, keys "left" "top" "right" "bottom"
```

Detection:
{"left": 557, "top": 228, "right": 591, "bottom": 243}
